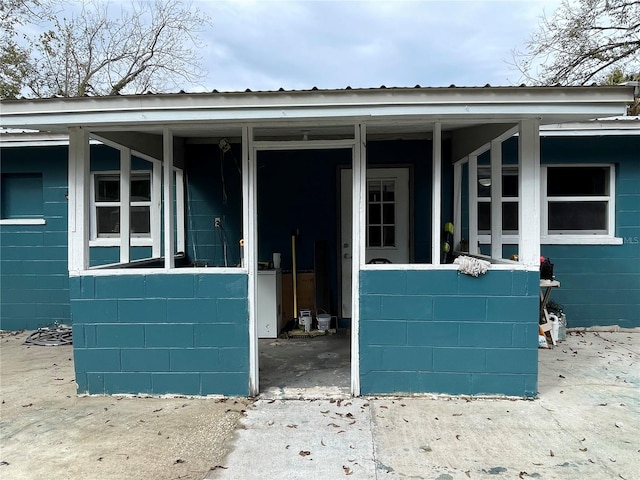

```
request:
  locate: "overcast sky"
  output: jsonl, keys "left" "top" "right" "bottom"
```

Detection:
{"left": 194, "top": 0, "right": 562, "bottom": 92}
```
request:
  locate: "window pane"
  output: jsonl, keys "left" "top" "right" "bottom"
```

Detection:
{"left": 502, "top": 174, "right": 518, "bottom": 197}
{"left": 502, "top": 203, "right": 518, "bottom": 231}
{"left": 131, "top": 206, "right": 150, "bottom": 234}
{"left": 131, "top": 176, "right": 151, "bottom": 201}
{"left": 383, "top": 226, "right": 395, "bottom": 247}
{"left": 547, "top": 167, "right": 608, "bottom": 196}
{"left": 478, "top": 203, "right": 490, "bottom": 231}
{"left": 368, "top": 226, "right": 381, "bottom": 247}
{"left": 548, "top": 201, "right": 607, "bottom": 231}
{"left": 368, "top": 181, "right": 381, "bottom": 202}
{"left": 382, "top": 204, "right": 394, "bottom": 224}
{"left": 369, "top": 203, "right": 381, "bottom": 224}
{"left": 382, "top": 181, "right": 395, "bottom": 201}
{"left": 96, "top": 176, "right": 120, "bottom": 202}
{"left": 97, "top": 206, "right": 120, "bottom": 234}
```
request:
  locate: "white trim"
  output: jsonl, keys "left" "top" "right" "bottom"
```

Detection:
{"left": 468, "top": 155, "right": 479, "bottom": 255}
{"left": 175, "top": 168, "right": 185, "bottom": 254}
{"left": 453, "top": 161, "right": 462, "bottom": 250}
{"left": 0, "top": 218, "right": 46, "bottom": 225}
{"left": 163, "top": 128, "right": 175, "bottom": 269}
{"left": 151, "top": 162, "right": 162, "bottom": 257}
{"left": 68, "top": 127, "right": 90, "bottom": 274}
{"left": 245, "top": 126, "right": 258, "bottom": 396}
{"left": 89, "top": 237, "right": 153, "bottom": 247}
{"left": 518, "top": 119, "right": 541, "bottom": 268}
{"left": 431, "top": 122, "right": 442, "bottom": 264}
{"left": 120, "top": 149, "right": 131, "bottom": 264}
{"left": 70, "top": 266, "right": 244, "bottom": 277}
{"left": 490, "top": 139, "right": 502, "bottom": 259}
{"left": 352, "top": 122, "right": 365, "bottom": 397}
{"left": 542, "top": 235, "right": 623, "bottom": 245}
{"left": 251, "top": 139, "right": 356, "bottom": 150}
{"left": 360, "top": 262, "right": 535, "bottom": 271}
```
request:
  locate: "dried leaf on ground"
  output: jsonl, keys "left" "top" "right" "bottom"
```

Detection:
{"left": 299, "top": 450, "right": 311, "bottom": 457}
{"left": 343, "top": 465, "right": 353, "bottom": 475}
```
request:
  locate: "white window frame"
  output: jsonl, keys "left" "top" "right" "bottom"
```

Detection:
{"left": 90, "top": 170, "right": 153, "bottom": 247}
{"left": 477, "top": 165, "right": 520, "bottom": 246}
{"left": 541, "top": 164, "right": 621, "bottom": 245}
{"left": 366, "top": 177, "right": 398, "bottom": 249}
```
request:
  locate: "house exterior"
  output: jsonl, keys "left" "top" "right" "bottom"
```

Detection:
{"left": 1, "top": 85, "right": 637, "bottom": 398}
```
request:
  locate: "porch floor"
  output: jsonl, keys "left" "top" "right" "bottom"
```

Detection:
{"left": 258, "top": 331, "right": 351, "bottom": 399}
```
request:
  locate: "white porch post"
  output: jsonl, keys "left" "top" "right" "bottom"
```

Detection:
{"left": 351, "top": 122, "right": 365, "bottom": 396}
{"left": 163, "top": 128, "right": 175, "bottom": 269}
{"left": 68, "top": 127, "right": 90, "bottom": 273}
{"left": 151, "top": 162, "right": 162, "bottom": 258}
{"left": 175, "top": 168, "right": 185, "bottom": 254}
{"left": 453, "top": 161, "right": 463, "bottom": 252}
{"left": 490, "top": 140, "right": 503, "bottom": 259}
{"left": 119, "top": 148, "right": 131, "bottom": 264}
{"left": 518, "top": 119, "right": 541, "bottom": 268}
{"left": 468, "top": 154, "right": 479, "bottom": 255}
{"left": 244, "top": 126, "right": 259, "bottom": 396}
{"left": 432, "top": 122, "right": 442, "bottom": 264}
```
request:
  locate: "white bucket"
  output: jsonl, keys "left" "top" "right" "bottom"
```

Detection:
{"left": 317, "top": 313, "right": 331, "bottom": 331}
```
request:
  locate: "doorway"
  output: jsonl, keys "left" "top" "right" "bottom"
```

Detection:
{"left": 340, "top": 167, "right": 410, "bottom": 318}
{"left": 254, "top": 146, "right": 354, "bottom": 398}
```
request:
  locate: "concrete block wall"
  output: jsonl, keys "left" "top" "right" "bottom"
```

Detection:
{"left": 359, "top": 269, "right": 539, "bottom": 397}
{"left": 71, "top": 273, "right": 249, "bottom": 396}
{"left": 0, "top": 148, "right": 70, "bottom": 330}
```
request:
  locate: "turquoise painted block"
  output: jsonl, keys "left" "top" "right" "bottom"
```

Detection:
{"left": 146, "top": 274, "right": 195, "bottom": 298}
{"left": 406, "top": 270, "right": 458, "bottom": 295}
{"left": 194, "top": 324, "right": 247, "bottom": 347}
{"left": 72, "top": 299, "right": 117, "bottom": 323}
{"left": 121, "top": 349, "right": 170, "bottom": 372}
{"left": 103, "top": 373, "right": 152, "bottom": 394}
{"left": 459, "top": 323, "right": 513, "bottom": 347}
{"left": 381, "top": 295, "right": 433, "bottom": 320}
{"left": 433, "top": 296, "right": 487, "bottom": 321}
{"left": 219, "top": 347, "right": 249, "bottom": 371}
{"left": 406, "top": 322, "right": 459, "bottom": 347}
{"left": 360, "top": 371, "right": 416, "bottom": 394}
{"left": 167, "top": 298, "right": 217, "bottom": 323}
{"left": 201, "top": 372, "right": 249, "bottom": 396}
{"left": 217, "top": 298, "right": 248, "bottom": 323}
{"left": 360, "top": 320, "right": 406, "bottom": 346}
{"left": 95, "top": 275, "right": 145, "bottom": 299}
{"left": 458, "top": 271, "right": 512, "bottom": 295}
{"left": 379, "top": 346, "right": 433, "bottom": 371}
{"left": 170, "top": 349, "right": 220, "bottom": 372}
{"left": 119, "top": 298, "right": 166, "bottom": 323}
{"left": 360, "top": 295, "right": 381, "bottom": 319}
{"left": 0, "top": 303, "right": 38, "bottom": 318}
{"left": 0, "top": 317, "right": 28, "bottom": 330}
{"left": 511, "top": 324, "right": 540, "bottom": 348}
{"left": 74, "top": 348, "right": 120, "bottom": 373}
{"left": 86, "top": 373, "right": 105, "bottom": 394}
{"left": 152, "top": 373, "right": 200, "bottom": 395}
{"left": 72, "top": 325, "right": 86, "bottom": 347}
{"left": 196, "top": 274, "right": 247, "bottom": 299}
{"left": 471, "top": 374, "right": 534, "bottom": 397}
{"left": 486, "top": 349, "right": 538, "bottom": 374}
{"left": 359, "top": 346, "right": 383, "bottom": 372}
{"left": 433, "top": 348, "right": 486, "bottom": 373}
{"left": 415, "top": 372, "right": 472, "bottom": 395}
{"left": 487, "top": 296, "right": 538, "bottom": 322}
{"left": 96, "top": 324, "right": 145, "bottom": 348}
{"left": 511, "top": 270, "right": 536, "bottom": 295}
{"left": 360, "top": 270, "right": 406, "bottom": 294}
{"left": 80, "top": 276, "right": 95, "bottom": 299}
{"left": 145, "top": 324, "right": 194, "bottom": 347}
{"left": 524, "top": 375, "right": 538, "bottom": 397}
{"left": 75, "top": 373, "right": 88, "bottom": 393}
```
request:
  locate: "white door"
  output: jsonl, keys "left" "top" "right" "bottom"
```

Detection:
{"left": 340, "top": 168, "right": 410, "bottom": 317}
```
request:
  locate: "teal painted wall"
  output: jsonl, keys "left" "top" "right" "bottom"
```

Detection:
{"left": 359, "top": 269, "right": 539, "bottom": 397}
{"left": 71, "top": 273, "right": 249, "bottom": 395}
{"left": 1, "top": 146, "right": 70, "bottom": 330}
{"left": 539, "top": 137, "right": 640, "bottom": 328}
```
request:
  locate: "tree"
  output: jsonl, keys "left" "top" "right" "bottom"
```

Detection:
{"left": 513, "top": 0, "right": 640, "bottom": 86}
{"left": 0, "top": 0, "right": 211, "bottom": 98}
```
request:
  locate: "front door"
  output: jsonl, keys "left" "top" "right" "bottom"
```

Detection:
{"left": 340, "top": 167, "right": 410, "bottom": 318}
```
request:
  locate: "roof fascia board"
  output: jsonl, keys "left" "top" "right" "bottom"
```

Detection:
{"left": 0, "top": 86, "right": 633, "bottom": 130}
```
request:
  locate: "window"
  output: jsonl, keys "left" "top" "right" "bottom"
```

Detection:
{"left": 91, "top": 172, "right": 151, "bottom": 242}
{"left": 542, "top": 165, "right": 615, "bottom": 237}
{"left": 367, "top": 179, "right": 396, "bottom": 247}
{"left": 477, "top": 166, "right": 519, "bottom": 236}
{"left": 0, "top": 173, "right": 45, "bottom": 224}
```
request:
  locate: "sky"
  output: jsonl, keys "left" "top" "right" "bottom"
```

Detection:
{"left": 192, "top": 0, "right": 563, "bottom": 92}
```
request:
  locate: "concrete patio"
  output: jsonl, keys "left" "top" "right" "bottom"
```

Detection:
{"left": 1, "top": 329, "right": 638, "bottom": 479}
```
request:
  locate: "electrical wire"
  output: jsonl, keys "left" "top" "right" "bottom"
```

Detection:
{"left": 24, "top": 326, "right": 72, "bottom": 346}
